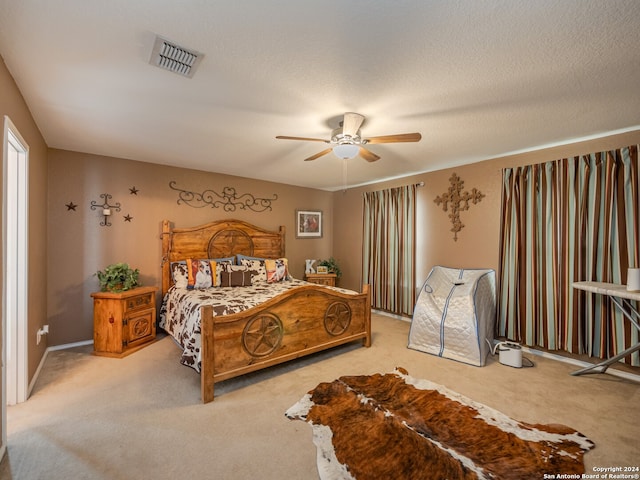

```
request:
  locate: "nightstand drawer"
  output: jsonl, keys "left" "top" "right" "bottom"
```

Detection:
{"left": 305, "top": 273, "right": 337, "bottom": 287}
{"left": 124, "top": 292, "right": 154, "bottom": 312}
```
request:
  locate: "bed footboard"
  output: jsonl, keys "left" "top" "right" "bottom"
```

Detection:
{"left": 200, "top": 284, "right": 371, "bottom": 403}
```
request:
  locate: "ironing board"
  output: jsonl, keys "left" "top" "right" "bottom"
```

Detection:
{"left": 571, "top": 281, "right": 640, "bottom": 376}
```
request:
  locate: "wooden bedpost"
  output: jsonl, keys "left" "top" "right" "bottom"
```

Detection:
{"left": 161, "top": 220, "right": 171, "bottom": 296}
{"left": 362, "top": 284, "right": 372, "bottom": 347}
{"left": 279, "top": 225, "right": 286, "bottom": 257}
{"left": 201, "top": 305, "right": 215, "bottom": 403}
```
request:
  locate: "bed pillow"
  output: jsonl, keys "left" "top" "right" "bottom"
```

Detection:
{"left": 238, "top": 257, "right": 267, "bottom": 283}
{"left": 219, "top": 264, "right": 252, "bottom": 287}
{"left": 236, "top": 254, "right": 265, "bottom": 263}
{"left": 170, "top": 261, "right": 189, "bottom": 288}
{"left": 212, "top": 258, "right": 233, "bottom": 286}
{"left": 220, "top": 269, "right": 253, "bottom": 287}
{"left": 211, "top": 256, "right": 236, "bottom": 265}
{"left": 265, "top": 258, "right": 290, "bottom": 283}
{"left": 186, "top": 259, "right": 218, "bottom": 289}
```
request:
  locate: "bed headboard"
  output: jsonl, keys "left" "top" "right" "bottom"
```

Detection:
{"left": 161, "top": 219, "right": 286, "bottom": 295}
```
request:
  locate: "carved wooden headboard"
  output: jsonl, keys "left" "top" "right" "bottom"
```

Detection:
{"left": 161, "top": 219, "right": 286, "bottom": 295}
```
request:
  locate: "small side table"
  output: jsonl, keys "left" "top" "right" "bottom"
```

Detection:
{"left": 91, "top": 286, "right": 157, "bottom": 357}
{"left": 305, "top": 273, "right": 337, "bottom": 287}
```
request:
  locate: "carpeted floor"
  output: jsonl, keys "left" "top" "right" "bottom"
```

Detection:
{"left": 1, "top": 313, "right": 638, "bottom": 480}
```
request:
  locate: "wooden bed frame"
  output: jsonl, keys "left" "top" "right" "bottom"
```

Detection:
{"left": 161, "top": 219, "right": 371, "bottom": 403}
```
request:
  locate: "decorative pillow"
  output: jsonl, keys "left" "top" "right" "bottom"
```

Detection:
{"left": 265, "top": 258, "right": 289, "bottom": 283}
{"left": 220, "top": 269, "right": 252, "bottom": 287}
{"left": 239, "top": 258, "right": 267, "bottom": 283}
{"left": 220, "top": 263, "right": 247, "bottom": 272}
{"left": 213, "top": 259, "right": 233, "bottom": 286}
{"left": 170, "top": 261, "right": 189, "bottom": 288}
{"left": 212, "top": 256, "right": 236, "bottom": 265}
{"left": 236, "top": 254, "right": 265, "bottom": 264}
{"left": 186, "top": 259, "right": 217, "bottom": 289}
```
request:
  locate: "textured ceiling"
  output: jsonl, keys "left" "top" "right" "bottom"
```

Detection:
{"left": 1, "top": 0, "right": 639, "bottom": 190}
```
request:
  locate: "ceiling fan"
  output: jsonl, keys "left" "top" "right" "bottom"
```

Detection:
{"left": 276, "top": 112, "right": 421, "bottom": 162}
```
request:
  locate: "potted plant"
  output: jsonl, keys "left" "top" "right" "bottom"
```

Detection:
{"left": 95, "top": 262, "right": 140, "bottom": 292}
{"left": 318, "top": 257, "right": 342, "bottom": 278}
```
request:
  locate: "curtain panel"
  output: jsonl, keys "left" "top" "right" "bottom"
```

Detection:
{"left": 362, "top": 185, "right": 417, "bottom": 316}
{"left": 498, "top": 145, "right": 639, "bottom": 365}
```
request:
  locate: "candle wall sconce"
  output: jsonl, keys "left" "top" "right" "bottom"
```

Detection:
{"left": 90, "top": 193, "right": 121, "bottom": 226}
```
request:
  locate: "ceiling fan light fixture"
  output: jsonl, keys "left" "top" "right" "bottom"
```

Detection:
{"left": 332, "top": 144, "right": 359, "bottom": 160}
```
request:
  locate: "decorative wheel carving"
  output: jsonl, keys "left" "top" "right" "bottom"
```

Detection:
{"left": 208, "top": 229, "right": 254, "bottom": 259}
{"left": 242, "top": 313, "right": 283, "bottom": 357}
{"left": 324, "top": 302, "right": 351, "bottom": 336}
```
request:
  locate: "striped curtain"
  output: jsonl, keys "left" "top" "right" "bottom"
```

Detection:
{"left": 362, "top": 185, "right": 417, "bottom": 316}
{"left": 498, "top": 145, "right": 639, "bottom": 365}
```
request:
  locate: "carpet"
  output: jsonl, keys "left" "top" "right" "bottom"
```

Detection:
{"left": 286, "top": 368, "right": 594, "bottom": 480}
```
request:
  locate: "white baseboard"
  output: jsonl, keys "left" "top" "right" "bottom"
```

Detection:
{"left": 28, "top": 349, "right": 49, "bottom": 397}
{"left": 47, "top": 339, "right": 93, "bottom": 352}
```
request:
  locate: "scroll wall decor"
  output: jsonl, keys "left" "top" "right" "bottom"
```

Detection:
{"left": 169, "top": 181, "right": 278, "bottom": 212}
{"left": 434, "top": 173, "right": 485, "bottom": 241}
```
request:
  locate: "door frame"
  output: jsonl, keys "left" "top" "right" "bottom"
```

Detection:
{"left": 2, "top": 115, "right": 30, "bottom": 458}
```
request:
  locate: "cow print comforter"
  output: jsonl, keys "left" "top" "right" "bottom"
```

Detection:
{"left": 159, "top": 279, "right": 355, "bottom": 372}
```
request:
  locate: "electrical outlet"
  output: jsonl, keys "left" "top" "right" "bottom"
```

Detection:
{"left": 36, "top": 325, "right": 50, "bottom": 345}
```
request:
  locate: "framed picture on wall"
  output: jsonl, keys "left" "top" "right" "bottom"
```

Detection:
{"left": 296, "top": 210, "right": 322, "bottom": 238}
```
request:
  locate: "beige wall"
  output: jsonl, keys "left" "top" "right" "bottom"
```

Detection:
{"left": 47, "top": 150, "right": 334, "bottom": 345}
{"left": 333, "top": 130, "right": 640, "bottom": 294}
{"left": 4, "top": 47, "right": 640, "bottom": 375}
{"left": 0, "top": 57, "right": 49, "bottom": 388}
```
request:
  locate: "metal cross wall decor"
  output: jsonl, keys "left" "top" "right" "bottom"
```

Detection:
{"left": 434, "top": 173, "right": 485, "bottom": 241}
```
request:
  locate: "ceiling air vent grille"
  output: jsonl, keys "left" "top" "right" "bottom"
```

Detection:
{"left": 149, "top": 36, "right": 203, "bottom": 78}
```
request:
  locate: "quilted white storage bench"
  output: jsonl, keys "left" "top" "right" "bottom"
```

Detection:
{"left": 408, "top": 266, "right": 496, "bottom": 366}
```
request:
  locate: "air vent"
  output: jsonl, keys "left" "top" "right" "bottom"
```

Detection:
{"left": 149, "top": 35, "right": 203, "bottom": 78}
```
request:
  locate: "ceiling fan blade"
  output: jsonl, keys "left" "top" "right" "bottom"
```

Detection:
{"left": 364, "top": 133, "right": 422, "bottom": 144}
{"left": 276, "top": 135, "right": 329, "bottom": 143}
{"left": 342, "top": 112, "right": 365, "bottom": 137}
{"left": 359, "top": 147, "right": 380, "bottom": 162}
{"left": 304, "top": 148, "right": 333, "bottom": 162}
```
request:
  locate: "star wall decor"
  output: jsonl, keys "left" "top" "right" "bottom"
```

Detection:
{"left": 129, "top": 186, "right": 139, "bottom": 195}
{"left": 65, "top": 202, "right": 77, "bottom": 211}
{"left": 124, "top": 214, "right": 133, "bottom": 222}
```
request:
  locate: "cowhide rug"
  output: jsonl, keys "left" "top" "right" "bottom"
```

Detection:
{"left": 286, "top": 368, "right": 594, "bottom": 480}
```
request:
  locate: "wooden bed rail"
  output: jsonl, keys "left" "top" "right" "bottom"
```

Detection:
{"left": 201, "top": 284, "right": 371, "bottom": 403}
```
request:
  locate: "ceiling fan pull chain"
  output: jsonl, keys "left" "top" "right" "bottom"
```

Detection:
{"left": 342, "top": 158, "right": 349, "bottom": 192}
